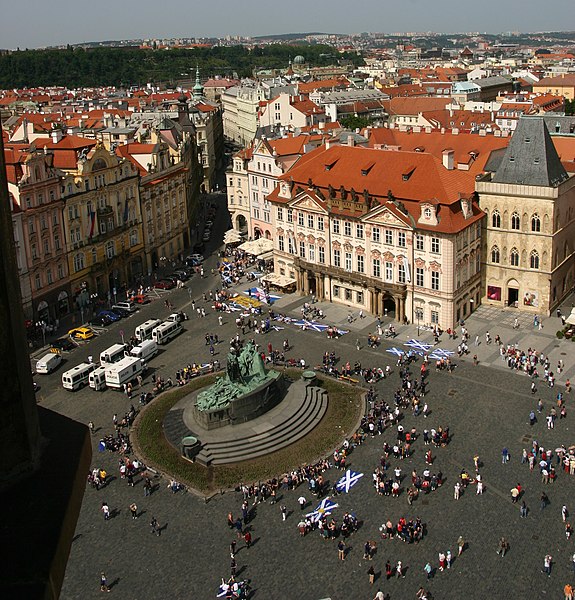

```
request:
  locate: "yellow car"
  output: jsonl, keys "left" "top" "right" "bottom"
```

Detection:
{"left": 68, "top": 327, "right": 95, "bottom": 341}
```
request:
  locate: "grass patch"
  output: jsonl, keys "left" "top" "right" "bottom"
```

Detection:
{"left": 131, "top": 369, "right": 365, "bottom": 495}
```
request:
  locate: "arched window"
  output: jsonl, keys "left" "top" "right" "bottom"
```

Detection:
{"left": 73, "top": 252, "right": 85, "bottom": 273}
{"left": 530, "top": 250, "right": 539, "bottom": 269}
{"left": 510, "top": 248, "right": 519, "bottom": 267}
{"left": 531, "top": 214, "right": 541, "bottom": 232}
{"left": 511, "top": 212, "right": 520, "bottom": 230}
{"left": 492, "top": 210, "right": 501, "bottom": 228}
{"left": 491, "top": 245, "right": 500, "bottom": 264}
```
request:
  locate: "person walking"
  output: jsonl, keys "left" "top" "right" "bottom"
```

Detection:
{"left": 457, "top": 535, "right": 465, "bottom": 556}
{"left": 101, "top": 501, "right": 110, "bottom": 521}
{"left": 280, "top": 504, "right": 287, "bottom": 521}
{"left": 150, "top": 516, "right": 161, "bottom": 537}
{"left": 129, "top": 503, "right": 138, "bottom": 520}
{"left": 218, "top": 315, "right": 223, "bottom": 326}
{"left": 368, "top": 564, "right": 375, "bottom": 585}
{"left": 564, "top": 583, "right": 573, "bottom": 600}
{"left": 396, "top": 560, "right": 405, "bottom": 578}
{"left": 424, "top": 562, "right": 433, "bottom": 579}
{"left": 446, "top": 550, "right": 452, "bottom": 569}
{"left": 496, "top": 537, "right": 509, "bottom": 557}
{"left": 298, "top": 495, "right": 306, "bottom": 510}
{"left": 337, "top": 540, "right": 346, "bottom": 560}
{"left": 88, "top": 420, "right": 95, "bottom": 435}
{"left": 100, "top": 572, "right": 110, "bottom": 593}
{"left": 520, "top": 501, "right": 528, "bottom": 518}
{"left": 542, "top": 554, "right": 552, "bottom": 577}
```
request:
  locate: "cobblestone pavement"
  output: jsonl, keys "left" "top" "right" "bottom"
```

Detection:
{"left": 35, "top": 230, "right": 575, "bottom": 599}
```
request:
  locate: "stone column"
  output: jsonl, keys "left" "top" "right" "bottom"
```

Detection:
{"left": 302, "top": 271, "right": 310, "bottom": 294}
{"left": 395, "top": 295, "right": 403, "bottom": 323}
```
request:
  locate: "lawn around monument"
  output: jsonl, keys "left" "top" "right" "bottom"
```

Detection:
{"left": 131, "top": 369, "right": 365, "bottom": 495}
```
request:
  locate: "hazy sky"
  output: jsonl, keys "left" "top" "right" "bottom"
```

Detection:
{"left": 2, "top": 0, "right": 574, "bottom": 49}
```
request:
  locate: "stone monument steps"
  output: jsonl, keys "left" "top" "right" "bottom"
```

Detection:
{"left": 197, "top": 385, "right": 328, "bottom": 466}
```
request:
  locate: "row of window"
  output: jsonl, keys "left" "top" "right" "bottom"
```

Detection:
{"left": 30, "top": 236, "right": 62, "bottom": 260}
{"left": 34, "top": 263, "right": 66, "bottom": 290}
{"left": 491, "top": 211, "right": 542, "bottom": 232}
{"left": 24, "top": 189, "right": 57, "bottom": 208}
{"left": 27, "top": 211, "right": 60, "bottom": 234}
{"left": 491, "top": 246, "right": 540, "bottom": 269}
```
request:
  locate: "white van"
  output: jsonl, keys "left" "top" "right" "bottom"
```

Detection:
{"left": 62, "top": 362, "right": 96, "bottom": 391}
{"left": 135, "top": 319, "right": 162, "bottom": 342}
{"left": 36, "top": 352, "right": 63, "bottom": 374}
{"left": 105, "top": 356, "right": 145, "bottom": 390}
{"left": 89, "top": 365, "right": 108, "bottom": 391}
{"left": 100, "top": 343, "right": 128, "bottom": 365}
{"left": 129, "top": 339, "right": 158, "bottom": 362}
{"left": 151, "top": 320, "right": 182, "bottom": 345}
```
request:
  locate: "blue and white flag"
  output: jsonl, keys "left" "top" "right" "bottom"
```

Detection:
{"left": 405, "top": 339, "right": 433, "bottom": 352}
{"left": 336, "top": 469, "right": 364, "bottom": 493}
{"left": 244, "top": 287, "right": 281, "bottom": 304}
{"left": 306, "top": 497, "right": 339, "bottom": 522}
{"left": 292, "top": 319, "right": 328, "bottom": 332}
{"left": 386, "top": 347, "right": 406, "bottom": 357}
{"left": 431, "top": 348, "right": 455, "bottom": 358}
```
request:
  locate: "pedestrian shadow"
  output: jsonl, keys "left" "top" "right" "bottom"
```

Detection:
{"left": 136, "top": 509, "right": 147, "bottom": 519}
{"left": 109, "top": 508, "right": 121, "bottom": 519}
{"left": 251, "top": 537, "right": 261, "bottom": 547}
{"left": 72, "top": 533, "right": 83, "bottom": 543}
{"left": 108, "top": 578, "right": 120, "bottom": 590}
{"left": 159, "top": 523, "right": 168, "bottom": 534}
{"left": 374, "top": 570, "right": 382, "bottom": 582}
{"left": 236, "top": 565, "right": 247, "bottom": 577}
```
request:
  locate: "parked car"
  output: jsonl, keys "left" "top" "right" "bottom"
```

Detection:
{"left": 565, "top": 326, "right": 575, "bottom": 339}
{"left": 90, "top": 314, "right": 114, "bottom": 327}
{"left": 130, "top": 293, "right": 150, "bottom": 305}
{"left": 186, "top": 253, "right": 204, "bottom": 264}
{"left": 108, "top": 306, "right": 131, "bottom": 318}
{"left": 154, "top": 279, "right": 176, "bottom": 290}
{"left": 97, "top": 309, "right": 122, "bottom": 322}
{"left": 171, "top": 270, "right": 190, "bottom": 281}
{"left": 68, "top": 327, "right": 95, "bottom": 341}
{"left": 50, "top": 337, "right": 77, "bottom": 352}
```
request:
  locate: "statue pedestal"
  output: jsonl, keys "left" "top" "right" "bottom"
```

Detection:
{"left": 193, "top": 370, "right": 286, "bottom": 430}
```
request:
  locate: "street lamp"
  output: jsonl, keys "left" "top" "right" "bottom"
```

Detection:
{"left": 415, "top": 308, "right": 423, "bottom": 337}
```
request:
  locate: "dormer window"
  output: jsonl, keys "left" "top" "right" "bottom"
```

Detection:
{"left": 424, "top": 208, "right": 432, "bottom": 219}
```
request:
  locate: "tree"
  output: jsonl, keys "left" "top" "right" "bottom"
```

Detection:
{"left": 339, "top": 115, "right": 373, "bottom": 130}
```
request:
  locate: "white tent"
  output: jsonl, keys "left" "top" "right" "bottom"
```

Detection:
{"left": 239, "top": 238, "right": 274, "bottom": 256}
{"left": 223, "top": 229, "right": 242, "bottom": 244}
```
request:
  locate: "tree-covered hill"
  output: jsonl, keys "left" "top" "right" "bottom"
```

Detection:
{"left": 0, "top": 44, "right": 363, "bottom": 88}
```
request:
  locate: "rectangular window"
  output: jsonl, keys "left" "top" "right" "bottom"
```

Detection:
{"left": 416, "top": 267, "right": 424, "bottom": 287}
{"left": 431, "top": 237, "right": 440, "bottom": 253}
{"left": 54, "top": 235, "right": 60, "bottom": 251}
{"left": 318, "top": 246, "right": 325, "bottom": 264}
{"left": 385, "top": 261, "right": 393, "bottom": 281}
{"left": 357, "top": 255, "right": 364, "bottom": 273}
{"left": 344, "top": 221, "right": 351, "bottom": 236}
{"left": 372, "top": 227, "right": 380, "bottom": 243}
{"left": 288, "top": 237, "right": 295, "bottom": 254}
{"left": 287, "top": 209, "right": 293, "bottom": 223}
{"left": 431, "top": 271, "right": 440, "bottom": 290}
{"left": 57, "top": 263, "right": 64, "bottom": 279}
{"left": 299, "top": 241, "right": 306, "bottom": 258}
{"left": 298, "top": 212, "right": 304, "bottom": 226}
{"left": 356, "top": 223, "right": 364, "bottom": 239}
{"left": 35, "top": 274, "right": 41, "bottom": 290}
{"left": 253, "top": 208, "right": 260, "bottom": 220}
{"left": 307, "top": 215, "right": 314, "bottom": 229}
{"left": 333, "top": 285, "right": 340, "bottom": 298}
{"left": 416, "top": 234, "right": 424, "bottom": 251}
{"left": 398, "top": 262, "right": 406, "bottom": 284}
{"left": 372, "top": 258, "right": 381, "bottom": 278}
{"left": 345, "top": 252, "right": 352, "bottom": 271}
{"left": 47, "top": 270, "right": 53, "bottom": 285}
{"left": 333, "top": 219, "right": 340, "bottom": 234}
{"left": 277, "top": 207, "right": 283, "bottom": 221}
{"left": 431, "top": 310, "right": 439, "bottom": 324}
{"left": 385, "top": 229, "right": 393, "bottom": 245}
{"left": 317, "top": 216, "right": 324, "bottom": 231}
{"left": 278, "top": 235, "right": 284, "bottom": 252}
{"left": 345, "top": 288, "right": 352, "bottom": 301}
{"left": 309, "top": 245, "right": 315, "bottom": 261}
{"left": 333, "top": 249, "right": 341, "bottom": 268}
{"left": 356, "top": 291, "right": 364, "bottom": 304}
{"left": 398, "top": 232, "right": 406, "bottom": 248}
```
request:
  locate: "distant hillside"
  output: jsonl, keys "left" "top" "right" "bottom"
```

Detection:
{"left": 0, "top": 44, "right": 363, "bottom": 88}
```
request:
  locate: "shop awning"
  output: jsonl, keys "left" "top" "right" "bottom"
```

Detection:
{"left": 239, "top": 238, "right": 274, "bottom": 256}
{"left": 261, "top": 273, "right": 297, "bottom": 289}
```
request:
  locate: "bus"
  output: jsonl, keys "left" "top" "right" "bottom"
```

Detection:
{"left": 62, "top": 362, "right": 96, "bottom": 391}
{"left": 151, "top": 320, "right": 182, "bottom": 345}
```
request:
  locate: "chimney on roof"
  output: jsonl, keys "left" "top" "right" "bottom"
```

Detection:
{"left": 347, "top": 136, "right": 355, "bottom": 147}
{"left": 442, "top": 149, "right": 454, "bottom": 170}
{"left": 51, "top": 128, "right": 63, "bottom": 144}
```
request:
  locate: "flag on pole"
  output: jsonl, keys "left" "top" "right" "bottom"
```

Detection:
{"left": 336, "top": 469, "right": 364, "bottom": 493}
{"left": 306, "top": 497, "right": 339, "bottom": 522}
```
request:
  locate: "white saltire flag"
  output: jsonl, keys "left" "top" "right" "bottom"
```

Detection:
{"left": 336, "top": 469, "right": 364, "bottom": 493}
{"left": 386, "top": 347, "right": 405, "bottom": 357}
{"left": 306, "top": 497, "right": 339, "bottom": 522}
{"left": 405, "top": 339, "right": 433, "bottom": 352}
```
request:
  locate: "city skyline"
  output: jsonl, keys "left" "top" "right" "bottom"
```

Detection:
{"left": 1, "top": 0, "right": 574, "bottom": 49}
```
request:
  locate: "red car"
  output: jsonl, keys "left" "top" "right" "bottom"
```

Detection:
{"left": 154, "top": 279, "right": 176, "bottom": 290}
{"left": 130, "top": 293, "right": 150, "bottom": 304}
